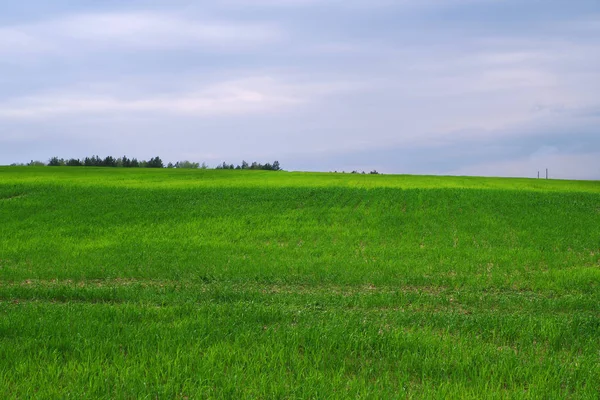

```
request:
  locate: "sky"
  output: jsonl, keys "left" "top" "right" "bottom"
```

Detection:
{"left": 1, "top": 0, "right": 599, "bottom": 179}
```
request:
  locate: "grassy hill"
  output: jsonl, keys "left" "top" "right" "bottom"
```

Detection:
{"left": 1, "top": 167, "right": 599, "bottom": 398}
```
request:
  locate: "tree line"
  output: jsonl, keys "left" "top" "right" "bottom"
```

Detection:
{"left": 333, "top": 170, "right": 380, "bottom": 175}
{"left": 11, "top": 156, "right": 282, "bottom": 171}
{"left": 215, "top": 160, "right": 280, "bottom": 171}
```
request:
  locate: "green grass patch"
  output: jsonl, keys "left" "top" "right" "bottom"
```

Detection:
{"left": 1, "top": 167, "right": 599, "bottom": 398}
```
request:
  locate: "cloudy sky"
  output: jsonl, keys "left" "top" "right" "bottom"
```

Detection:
{"left": 1, "top": 0, "right": 599, "bottom": 179}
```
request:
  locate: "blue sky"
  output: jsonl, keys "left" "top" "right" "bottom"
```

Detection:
{"left": 1, "top": 0, "right": 599, "bottom": 178}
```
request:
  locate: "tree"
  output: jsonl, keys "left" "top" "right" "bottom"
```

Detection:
{"left": 103, "top": 156, "right": 117, "bottom": 167}
{"left": 90, "top": 155, "right": 102, "bottom": 166}
{"left": 241, "top": 160, "right": 249, "bottom": 169}
{"left": 48, "top": 157, "right": 63, "bottom": 166}
{"left": 66, "top": 158, "right": 82, "bottom": 166}
{"left": 272, "top": 160, "right": 281, "bottom": 171}
{"left": 146, "top": 156, "right": 164, "bottom": 168}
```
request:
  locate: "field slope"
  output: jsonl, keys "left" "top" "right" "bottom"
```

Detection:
{"left": 1, "top": 167, "right": 599, "bottom": 398}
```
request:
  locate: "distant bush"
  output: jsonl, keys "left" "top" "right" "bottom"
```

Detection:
{"left": 347, "top": 169, "right": 380, "bottom": 175}
{"left": 28, "top": 160, "right": 46, "bottom": 166}
{"left": 175, "top": 161, "right": 200, "bottom": 169}
{"left": 9, "top": 162, "right": 39, "bottom": 167}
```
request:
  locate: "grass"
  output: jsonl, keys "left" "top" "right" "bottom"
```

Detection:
{"left": 1, "top": 166, "right": 599, "bottom": 398}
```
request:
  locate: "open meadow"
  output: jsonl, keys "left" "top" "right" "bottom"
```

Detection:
{"left": 0, "top": 167, "right": 599, "bottom": 398}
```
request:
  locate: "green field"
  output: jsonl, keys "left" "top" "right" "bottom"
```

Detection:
{"left": 1, "top": 167, "right": 599, "bottom": 398}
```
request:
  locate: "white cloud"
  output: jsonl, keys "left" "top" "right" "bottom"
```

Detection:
{"left": 217, "top": 0, "right": 497, "bottom": 8}
{"left": 0, "top": 76, "right": 359, "bottom": 119}
{"left": 353, "top": 35, "right": 600, "bottom": 141}
{"left": 0, "top": 27, "right": 54, "bottom": 55}
{"left": 0, "top": 12, "right": 281, "bottom": 57}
